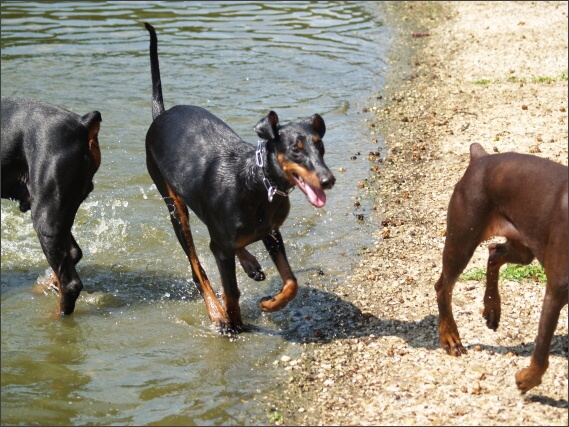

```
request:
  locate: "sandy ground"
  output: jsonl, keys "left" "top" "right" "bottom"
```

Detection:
{"left": 269, "top": 2, "right": 568, "bottom": 425}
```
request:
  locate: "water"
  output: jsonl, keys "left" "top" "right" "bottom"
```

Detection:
{"left": 1, "top": 1, "right": 391, "bottom": 425}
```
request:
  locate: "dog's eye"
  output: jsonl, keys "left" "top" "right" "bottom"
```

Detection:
{"left": 312, "top": 137, "right": 323, "bottom": 150}
{"left": 291, "top": 140, "right": 303, "bottom": 155}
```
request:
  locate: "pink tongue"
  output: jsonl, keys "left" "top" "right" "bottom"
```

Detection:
{"left": 294, "top": 176, "right": 327, "bottom": 207}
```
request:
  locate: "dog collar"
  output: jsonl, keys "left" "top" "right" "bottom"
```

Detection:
{"left": 256, "top": 140, "right": 294, "bottom": 202}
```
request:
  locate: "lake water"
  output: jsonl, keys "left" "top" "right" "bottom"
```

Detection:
{"left": 1, "top": 1, "right": 392, "bottom": 425}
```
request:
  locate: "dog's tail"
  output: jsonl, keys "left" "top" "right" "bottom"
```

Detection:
{"left": 470, "top": 142, "right": 488, "bottom": 160}
{"left": 144, "top": 22, "right": 165, "bottom": 121}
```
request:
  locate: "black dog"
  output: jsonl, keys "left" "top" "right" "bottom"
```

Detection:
{"left": 1, "top": 97, "right": 102, "bottom": 315}
{"left": 435, "top": 143, "right": 568, "bottom": 393}
{"left": 143, "top": 23, "right": 335, "bottom": 333}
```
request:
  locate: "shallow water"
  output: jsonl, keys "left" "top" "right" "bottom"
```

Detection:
{"left": 1, "top": 1, "right": 391, "bottom": 425}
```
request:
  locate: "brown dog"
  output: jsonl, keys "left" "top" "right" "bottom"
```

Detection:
{"left": 435, "top": 142, "right": 568, "bottom": 394}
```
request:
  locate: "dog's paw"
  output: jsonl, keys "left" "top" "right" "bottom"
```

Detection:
{"left": 441, "top": 336, "right": 467, "bottom": 357}
{"left": 237, "top": 248, "right": 265, "bottom": 281}
{"left": 515, "top": 367, "right": 542, "bottom": 394}
{"left": 259, "top": 295, "right": 291, "bottom": 312}
{"left": 259, "top": 279, "right": 297, "bottom": 312}
{"left": 217, "top": 319, "right": 245, "bottom": 335}
{"left": 259, "top": 295, "right": 277, "bottom": 312}
{"left": 248, "top": 268, "right": 266, "bottom": 282}
{"left": 483, "top": 308, "right": 500, "bottom": 331}
{"left": 446, "top": 344, "right": 468, "bottom": 357}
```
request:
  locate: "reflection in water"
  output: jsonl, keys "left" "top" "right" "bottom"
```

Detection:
{"left": 1, "top": 316, "right": 90, "bottom": 425}
{"left": 1, "top": 1, "right": 390, "bottom": 425}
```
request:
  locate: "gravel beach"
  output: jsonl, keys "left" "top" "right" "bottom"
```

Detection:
{"left": 269, "top": 2, "right": 568, "bottom": 425}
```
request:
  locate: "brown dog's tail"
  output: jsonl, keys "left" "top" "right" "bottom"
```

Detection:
{"left": 144, "top": 22, "right": 165, "bottom": 121}
{"left": 470, "top": 142, "right": 488, "bottom": 160}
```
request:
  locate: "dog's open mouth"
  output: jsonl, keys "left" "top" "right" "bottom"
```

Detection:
{"left": 293, "top": 173, "right": 327, "bottom": 208}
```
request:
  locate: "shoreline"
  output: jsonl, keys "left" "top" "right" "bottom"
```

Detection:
{"left": 273, "top": 2, "right": 568, "bottom": 425}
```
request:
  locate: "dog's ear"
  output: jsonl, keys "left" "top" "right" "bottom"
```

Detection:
{"left": 469, "top": 142, "right": 488, "bottom": 160}
{"left": 303, "top": 114, "right": 326, "bottom": 138}
{"left": 254, "top": 111, "right": 280, "bottom": 140}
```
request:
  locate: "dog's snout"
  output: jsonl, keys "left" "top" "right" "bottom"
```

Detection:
{"left": 321, "top": 172, "right": 336, "bottom": 190}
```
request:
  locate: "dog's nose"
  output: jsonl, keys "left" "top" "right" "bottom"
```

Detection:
{"left": 320, "top": 173, "right": 336, "bottom": 190}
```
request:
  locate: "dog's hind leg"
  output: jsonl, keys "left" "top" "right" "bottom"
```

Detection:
{"left": 484, "top": 239, "right": 534, "bottom": 331}
{"left": 516, "top": 280, "right": 567, "bottom": 393}
{"left": 164, "top": 184, "right": 233, "bottom": 329}
{"left": 146, "top": 155, "right": 231, "bottom": 329}
{"left": 435, "top": 188, "right": 488, "bottom": 356}
{"left": 31, "top": 192, "right": 83, "bottom": 315}
{"left": 258, "top": 230, "right": 298, "bottom": 312}
{"left": 46, "top": 232, "right": 84, "bottom": 292}
{"left": 68, "top": 233, "right": 83, "bottom": 265}
{"left": 516, "top": 226, "right": 568, "bottom": 393}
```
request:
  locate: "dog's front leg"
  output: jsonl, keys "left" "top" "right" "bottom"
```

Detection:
{"left": 484, "top": 240, "right": 534, "bottom": 330}
{"left": 210, "top": 242, "right": 244, "bottom": 333}
{"left": 259, "top": 230, "right": 298, "bottom": 312}
{"left": 484, "top": 242, "right": 505, "bottom": 330}
{"left": 236, "top": 248, "right": 265, "bottom": 281}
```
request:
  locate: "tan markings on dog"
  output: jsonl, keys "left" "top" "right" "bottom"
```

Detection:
{"left": 481, "top": 211, "right": 522, "bottom": 242}
{"left": 223, "top": 295, "right": 243, "bottom": 329}
{"left": 49, "top": 272, "right": 65, "bottom": 314}
{"left": 297, "top": 140, "right": 304, "bottom": 150}
{"left": 235, "top": 233, "right": 257, "bottom": 249}
{"left": 259, "top": 278, "right": 298, "bottom": 312}
{"left": 87, "top": 119, "right": 101, "bottom": 172}
{"left": 165, "top": 184, "right": 228, "bottom": 323}
{"left": 33, "top": 272, "right": 60, "bottom": 297}
{"left": 277, "top": 153, "right": 322, "bottom": 188}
